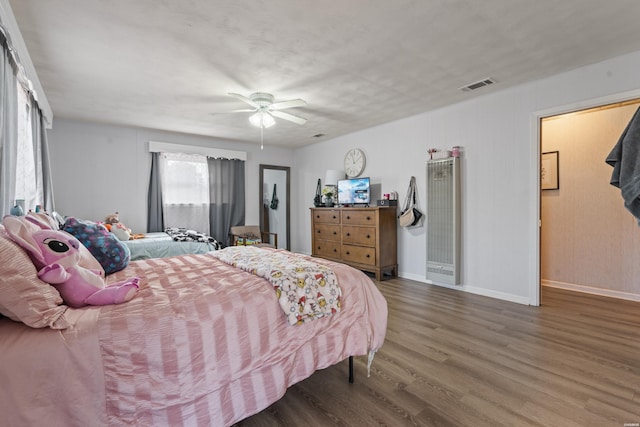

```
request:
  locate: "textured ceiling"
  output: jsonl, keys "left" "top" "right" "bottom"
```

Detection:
{"left": 9, "top": 0, "right": 640, "bottom": 148}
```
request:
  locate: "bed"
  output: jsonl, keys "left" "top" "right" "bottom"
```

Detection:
{"left": 123, "top": 229, "right": 220, "bottom": 261}
{"left": 0, "top": 225, "right": 387, "bottom": 427}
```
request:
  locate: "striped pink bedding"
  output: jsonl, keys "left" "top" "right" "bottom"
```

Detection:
{"left": 102, "top": 250, "right": 387, "bottom": 425}
{"left": 0, "top": 249, "right": 387, "bottom": 426}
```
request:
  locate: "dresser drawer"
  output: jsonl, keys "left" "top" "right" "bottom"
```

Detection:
{"left": 342, "top": 210, "right": 376, "bottom": 226}
{"left": 342, "top": 226, "right": 376, "bottom": 246}
{"left": 313, "top": 239, "right": 341, "bottom": 259}
{"left": 310, "top": 207, "right": 397, "bottom": 281}
{"left": 314, "top": 224, "right": 341, "bottom": 241}
{"left": 312, "top": 209, "right": 341, "bottom": 224}
{"left": 342, "top": 244, "right": 376, "bottom": 266}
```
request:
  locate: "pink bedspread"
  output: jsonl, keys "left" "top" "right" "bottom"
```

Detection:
{"left": 0, "top": 249, "right": 387, "bottom": 426}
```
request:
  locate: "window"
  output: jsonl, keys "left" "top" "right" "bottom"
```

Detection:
{"left": 160, "top": 152, "right": 210, "bottom": 234}
{"left": 160, "top": 152, "right": 209, "bottom": 204}
{"left": 15, "top": 82, "right": 40, "bottom": 211}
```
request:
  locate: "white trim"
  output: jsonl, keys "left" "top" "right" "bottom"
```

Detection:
{"left": 528, "top": 111, "right": 542, "bottom": 306}
{"left": 531, "top": 87, "right": 640, "bottom": 308}
{"left": 148, "top": 140, "right": 247, "bottom": 161}
{"left": 399, "top": 274, "right": 532, "bottom": 305}
{"left": 542, "top": 280, "right": 640, "bottom": 302}
{"left": 534, "top": 88, "right": 640, "bottom": 119}
{"left": 0, "top": 0, "right": 52, "bottom": 128}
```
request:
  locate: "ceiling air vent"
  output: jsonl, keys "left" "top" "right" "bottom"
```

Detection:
{"left": 460, "top": 78, "right": 495, "bottom": 92}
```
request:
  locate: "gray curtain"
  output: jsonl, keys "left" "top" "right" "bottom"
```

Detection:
{"left": 147, "top": 151, "right": 164, "bottom": 232}
{"left": 0, "top": 31, "right": 18, "bottom": 215}
{"left": 30, "top": 93, "right": 55, "bottom": 213}
{"left": 208, "top": 157, "right": 245, "bottom": 246}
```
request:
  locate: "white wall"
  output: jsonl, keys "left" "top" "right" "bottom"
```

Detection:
{"left": 46, "top": 119, "right": 295, "bottom": 237}
{"left": 291, "top": 50, "right": 640, "bottom": 305}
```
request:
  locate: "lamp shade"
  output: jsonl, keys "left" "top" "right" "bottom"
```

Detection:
{"left": 324, "top": 169, "right": 345, "bottom": 186}
{"left": 250, "top": 111, "right": 275, "bottom": 128}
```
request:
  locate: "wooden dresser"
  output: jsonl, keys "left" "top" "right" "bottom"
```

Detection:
{"left": 310, "top": 207, "right": 397, "bottom": 280}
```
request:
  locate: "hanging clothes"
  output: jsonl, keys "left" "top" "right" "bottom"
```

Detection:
{"left": 270, "top": 184, "right": 278, "bottom": 210}
{"left": 606, "top": 106, "right": 640, "bottom": 222}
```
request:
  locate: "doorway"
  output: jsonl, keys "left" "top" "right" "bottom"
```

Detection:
{"left": 539, "top": 99, "right": 640, "bottom": 303}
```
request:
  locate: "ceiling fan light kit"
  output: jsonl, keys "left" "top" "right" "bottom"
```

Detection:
{"left": 249, "top": 111, "right": 275, "bottom": 128}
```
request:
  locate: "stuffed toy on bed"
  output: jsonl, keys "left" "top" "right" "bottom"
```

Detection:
{"left": 104, "top": 211, "right": 131, "bottom": 241}
{"left": 3, "top": 215, "right": 140, "bottom": 308}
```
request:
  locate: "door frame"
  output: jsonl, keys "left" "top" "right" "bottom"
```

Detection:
{"left": 530, "top": 88, "right": 640, "bottom": 306}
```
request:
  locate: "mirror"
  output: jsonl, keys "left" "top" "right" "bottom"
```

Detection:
{"left": 259, "top": 164, "right": 290, "bottom": 250}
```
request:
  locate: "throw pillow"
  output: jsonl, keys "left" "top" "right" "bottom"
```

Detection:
{"left": 63, "top": 217, "right": 130, "bottom": 274}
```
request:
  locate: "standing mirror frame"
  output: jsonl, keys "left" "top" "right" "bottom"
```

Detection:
{"left": 259, "top": 164, "right": 290, "bottom": 250}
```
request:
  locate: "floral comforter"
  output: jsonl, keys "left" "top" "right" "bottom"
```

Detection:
{"left": 210, "top": 246, "right": 341, "bottom": 325}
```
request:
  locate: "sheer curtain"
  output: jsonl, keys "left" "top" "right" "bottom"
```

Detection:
{"left": 11, "top": 81, "right": 52, "bottom": 213}
{"left": 160, "top": 152, "right": 210, "bottom": 234}
{"left": 208, "top": 157, "right": 245, "bottom": 246}
{"left": 0, "top": 29, "right": 53, "bottom": 215}
{"left": 0, "top": 31, "right": 18, "bottom": 215}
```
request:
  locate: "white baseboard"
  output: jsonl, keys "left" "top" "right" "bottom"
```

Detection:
{"left": 397, "top": 273, "right": 532, "bottom": 305}
{"left": 542, "top": 279, "right": 640, "bottom": 302}
{"left": 313, "top": 262, "right": 639, "bottom": 304}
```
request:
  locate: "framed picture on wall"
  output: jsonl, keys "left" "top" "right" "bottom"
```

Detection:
{"left": 541, "top": 151, "right": 559, "bottom": 190}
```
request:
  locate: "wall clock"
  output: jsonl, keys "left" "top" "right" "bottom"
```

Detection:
{"left": 344, "top": 148, "right": 366, "bottom": 177}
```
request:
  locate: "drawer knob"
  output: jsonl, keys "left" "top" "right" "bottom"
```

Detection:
{"left": 346, "top": 251, "right": 350, "bottom": 255}
{"left": 367, "top": 234, "right": 371, "bottom": 239}
{"left": 333, "top": 215, "right": 337, "bottom": 219}
{"left": 346, "top": 232, "right": 350, "bottom": 237}
{"left": 317, "top": 230, "right": 321, "bottom": 234}
{"left": 366, "top": 254, "right": 370, "bottom": 258}
{"left": 367, "top": 216, "right": 371, "bottom": 220}
{"left": 333, "top": 248, "right": 337, "bottom": 252}
{"left": 333, "top": 231, "right": 337, "bottom": 235}
{"left": 346, "top": 215, "right": 351, "bottom": 220}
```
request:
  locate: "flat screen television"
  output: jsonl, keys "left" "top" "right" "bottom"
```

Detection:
{"left": 337, "top": 177, "right": 370, "bottom": 206}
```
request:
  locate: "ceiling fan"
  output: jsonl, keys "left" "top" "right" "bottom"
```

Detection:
{"left": 229, "top": 92, "right": 307, "bottom": 128}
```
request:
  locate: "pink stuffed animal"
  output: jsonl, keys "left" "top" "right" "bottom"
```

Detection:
{"left": 3, "top": 215, "right": 139, "bottom": 308}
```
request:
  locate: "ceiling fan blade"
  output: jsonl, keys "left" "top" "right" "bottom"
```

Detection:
{"left": 230, "top": 108, "right": 256, "bottom": 113}
{"left": 270, "top": 98, "right": 307, "bottom": 110}
{"left": 228, "top": 92, "right": 259, "bottom": 108}
{"left": 271, "top": 110, "right": 307, "bottom": 125}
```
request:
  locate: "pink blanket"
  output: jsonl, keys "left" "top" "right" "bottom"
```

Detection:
{"left": 0, "top": 250, "right": 387, "bottom": 426}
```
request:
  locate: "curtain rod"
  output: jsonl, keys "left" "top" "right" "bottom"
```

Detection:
{"left": 148, "top": 140, "right": 247, "bottom": 161}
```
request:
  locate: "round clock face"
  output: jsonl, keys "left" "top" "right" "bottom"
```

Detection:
{"left": 344, "top": 148, "right": 366, "bottom": 177}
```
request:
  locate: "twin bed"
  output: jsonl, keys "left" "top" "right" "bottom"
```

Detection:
{"left": 0, "top": 224, "right": 387, "bottom": 426}
{"left": 123, "top": 230, "right": 220, "bottom": 261}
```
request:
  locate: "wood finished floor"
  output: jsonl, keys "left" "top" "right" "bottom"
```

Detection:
{"left": 236, "top": 277, "right": 640, "bottom": 427}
